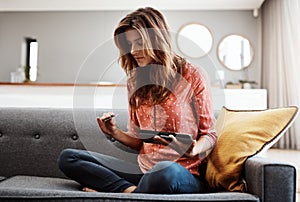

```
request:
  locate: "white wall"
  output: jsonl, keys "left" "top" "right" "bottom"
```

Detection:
{"left": 0, "top": 10, "right": 260, "bottom": 86}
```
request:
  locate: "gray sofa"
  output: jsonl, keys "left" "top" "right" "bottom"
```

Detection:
{"left": 0, "top": 107, "right": 296, "bottom": 202}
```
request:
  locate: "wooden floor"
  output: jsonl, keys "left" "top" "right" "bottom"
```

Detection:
{"left": 263, "top": 149, "right": 300, "bottom": 202}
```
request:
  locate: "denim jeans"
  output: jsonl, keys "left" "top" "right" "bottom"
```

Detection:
{"left": 58, "top": 148, "right": 205, "bottom": 193}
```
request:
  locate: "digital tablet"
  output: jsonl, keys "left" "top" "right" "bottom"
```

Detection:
{"left": 139, "top": 130, "right": 193, "bottom": 144}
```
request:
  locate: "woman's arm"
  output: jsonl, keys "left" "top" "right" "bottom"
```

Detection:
{"left": 189, "top": 64, "right": 217, "bottom": 156}
{"left": 162, "top": 63, "right": 217, "bottom": 157}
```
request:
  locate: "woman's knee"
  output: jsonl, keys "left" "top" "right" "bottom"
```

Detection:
{"left": 57, "top": 148, "right": 79, "bottom": 172}
{"left": 141, "top": 161, "right": 182, "bottom": 192}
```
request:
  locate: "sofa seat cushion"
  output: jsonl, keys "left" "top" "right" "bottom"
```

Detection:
{"left": 0, "top": 176, "right": 259, "bottom": 201}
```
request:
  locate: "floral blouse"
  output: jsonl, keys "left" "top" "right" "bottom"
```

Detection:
{"left": 127, "top": 62, "right": 217, "bottom": 176}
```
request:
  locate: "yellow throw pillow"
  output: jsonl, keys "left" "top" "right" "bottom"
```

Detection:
{"left": 206, "top": 106, "right": 298, "bottom": 192}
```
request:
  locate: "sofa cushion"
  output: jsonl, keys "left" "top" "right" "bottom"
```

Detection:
{"left": 206, "top": 106, "right": 298, "bottom": 192}
{"left": 0, "top": 176, "right": 259, "bottom": 201}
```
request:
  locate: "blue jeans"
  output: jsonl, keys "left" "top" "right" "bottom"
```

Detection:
{"left": 58, "top": 149, "right": 205, "bottom": 193}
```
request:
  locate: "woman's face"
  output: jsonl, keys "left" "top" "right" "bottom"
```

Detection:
{"left": 125, "top": 29, "right": 153, "bottom": 67}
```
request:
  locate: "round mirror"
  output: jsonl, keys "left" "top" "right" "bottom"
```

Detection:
{"left": 177, "top": 23, "right": 213, "bottom": 58}
{"left": 217, "top": 34, "right": 254, "bottom": 71}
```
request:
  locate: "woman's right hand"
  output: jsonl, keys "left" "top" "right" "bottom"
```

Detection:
{"left": 97, "top": 112, "right": 142, "bottom": 150}
{"left": 96, "top": 112, "right": 117, "bottom": 137}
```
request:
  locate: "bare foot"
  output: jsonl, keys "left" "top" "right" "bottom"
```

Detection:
{"left": 82, "top": 186, "right": 136, "bottom": 193}
{"left": 123, "top": 185, "right": 137, "bottom": 193}
{"left": 82, "top": 187, "right": 97, "bottom": 192}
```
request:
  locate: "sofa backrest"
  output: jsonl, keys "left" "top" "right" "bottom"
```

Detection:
{"left": 0, "top": 107, "right": 138, "bottom": 179}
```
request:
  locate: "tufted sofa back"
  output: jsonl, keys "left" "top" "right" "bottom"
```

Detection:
{"left": 0, "top": 107, "right": 138, "bottom": 179}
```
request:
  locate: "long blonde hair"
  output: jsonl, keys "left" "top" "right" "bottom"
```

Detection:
{"left": 114, "top": 7, "right": 186, "bottom": 109}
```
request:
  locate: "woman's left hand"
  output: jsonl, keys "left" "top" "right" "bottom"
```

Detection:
{"left": 153, "top": 135, "right": 198, "bottom": 157}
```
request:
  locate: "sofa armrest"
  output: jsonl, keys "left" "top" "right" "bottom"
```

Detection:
{"left": 244, "top": 156, "right": 296, "bottom": 202}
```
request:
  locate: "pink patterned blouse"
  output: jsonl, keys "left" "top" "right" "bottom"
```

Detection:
{"left": 127, "top": 62, "right": 217, "bottom": 176}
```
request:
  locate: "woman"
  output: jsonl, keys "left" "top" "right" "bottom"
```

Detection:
{"left": 58, "top": 7, "right": 216, "bottom": 194}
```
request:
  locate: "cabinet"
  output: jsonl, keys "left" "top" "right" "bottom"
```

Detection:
{"left": 212, "top": 89, "right": 267, "bottom": 111}
{"left": 0, "top": 83, "right": 267, "bottom": 111}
